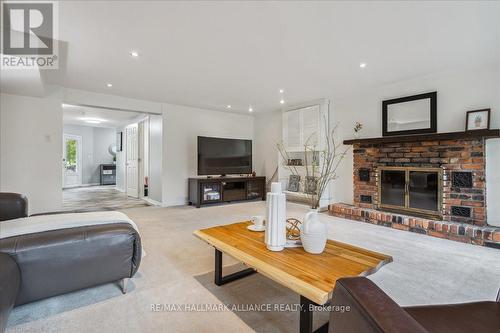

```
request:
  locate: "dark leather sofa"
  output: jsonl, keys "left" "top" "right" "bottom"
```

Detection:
{"left": 329, "top": 277, "right": 500, "bottom": 333}
{"left": 0, "top": 193, "right": 142, "bottom": 332}
{"left": 0, "top": 253, "right": 20, "bottom": 333}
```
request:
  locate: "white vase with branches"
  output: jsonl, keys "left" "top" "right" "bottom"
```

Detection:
{"left": 277, "top": 122, "right": 360, "bottom": 253}
{"left": 277, "top": 123, "right": 353, "bottom": 210}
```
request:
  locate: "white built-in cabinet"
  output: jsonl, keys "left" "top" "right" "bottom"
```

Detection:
{"left": 278, "top": 99, "right": 331, "bottom": 209}
{"left": 282, "top": 105, "right": 320, "bottom": 151}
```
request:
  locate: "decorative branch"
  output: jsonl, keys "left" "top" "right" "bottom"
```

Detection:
{"left": 277, "top": 118, "right": 362, "bottom": 209}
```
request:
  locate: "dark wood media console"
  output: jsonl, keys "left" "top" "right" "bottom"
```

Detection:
{"left": 188, "top": 176, "right": 266, "bottom": 208}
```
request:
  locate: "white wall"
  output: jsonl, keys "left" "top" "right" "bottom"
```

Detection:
{"left": 162, "top": 104, "right": 254, "bottom": 206}
{"left": 63, "top": 88, "right": 162, "bottom": 114}
{"left": 93, "top": 127, "right": 116, "bottom": 181}
{"left": 253, "top": 110, "right": 282, "bottom": 184}
{"left": 0, "top": 89, "right": 63, "bottom": 214}
{"left": 149, "top": 115, "right": 163, "bottom": 203}
{"left": 332, "top": 64, "right": 500, "bottom": 226}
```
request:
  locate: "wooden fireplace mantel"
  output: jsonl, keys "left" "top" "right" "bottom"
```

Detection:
{"left": 343, "top": 129, "right": 500, "bottom": 145}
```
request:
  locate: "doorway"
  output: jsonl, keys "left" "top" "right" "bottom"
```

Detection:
{"left": 61, "top": 103, "right": 163, "bottom": 207}
{"left": 62, "top": 134, "right": 83, "bottom": 188}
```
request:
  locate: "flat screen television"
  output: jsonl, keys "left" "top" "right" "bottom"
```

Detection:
{"left": 198, "top": 136, "right": 252, "bottom": 176}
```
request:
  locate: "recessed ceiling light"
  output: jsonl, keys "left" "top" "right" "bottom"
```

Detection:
{"left": 249, "top": 106, "right": 253, "bottom": 112}
{"left": 62, "top": 103, "right": 79, "bottom": 108}
{"left": 280, "top": 99, "right": 285, "bottom": 104}
{"left": 106, "top": 83, "right": 113, "bottom": 87}
{"left": 226, "top": 105, "right": 232, "bottom": 109}
{"left": 130, "top": 51, "right": 139, "bottom": 57}
{"left": 79, "top": 117, "right": 106, "bottom": 124}
{"left": 279, "top": 89, "right": 284, "bottom": 94}
{"left": 359, "top": 63, "right": 367, "bottom": 68}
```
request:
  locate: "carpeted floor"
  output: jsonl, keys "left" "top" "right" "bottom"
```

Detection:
{"left": 6, "top": 201, "right": 500, "bottom": 333}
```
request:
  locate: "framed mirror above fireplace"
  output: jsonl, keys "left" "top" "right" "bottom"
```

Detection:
{"left": 382, "top": 92, "right": 437, "bottom": 136}
{"left": 378, "top": 166, "right": 442, "bottom": 218}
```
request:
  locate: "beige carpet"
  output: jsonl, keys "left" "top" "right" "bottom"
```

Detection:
{"left": 6, "top": 201, "right": 500, "bottom": 333}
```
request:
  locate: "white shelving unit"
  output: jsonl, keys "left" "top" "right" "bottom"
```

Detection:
{"left": 278, "top": 99, "right": 331, "bottom": 209}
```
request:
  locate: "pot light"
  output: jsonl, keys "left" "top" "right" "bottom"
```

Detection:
{"left": 106, "top": 83, "right": 113, "bottom": 87}
{"left": 62, "top": 103, "right": 79, "bottom": 108}
{"left": 359, "top": 62, "right": 367, "bottom": 68}
{"left": 279, "top": 89, "right": 284, "bottom": 93}
{"left": 226, "top": 105, "right": 232, "bottom": 109}
{"left": 280, "top": 99, "right": 285, "bottom": 104}
{"left": 249, "top": 106, "right": 253, "bottom": 112}
{"left": 130, "top": 50, "right": 139, "bottom": 57}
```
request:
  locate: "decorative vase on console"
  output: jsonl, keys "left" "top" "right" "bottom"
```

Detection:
{"left": 300, "top": 209, "right": 327, "bottom": 254}
{"left": 265, "top": 182, "right": 287, "bottom": 251}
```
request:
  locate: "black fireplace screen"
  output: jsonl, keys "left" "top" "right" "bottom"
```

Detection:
{"left": 379, "top": 167, "right": 441, "bottom": 217}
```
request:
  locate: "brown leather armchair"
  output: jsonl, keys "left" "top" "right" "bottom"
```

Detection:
{"left": 329, "top": 277, "right": 500, "bottom": 333}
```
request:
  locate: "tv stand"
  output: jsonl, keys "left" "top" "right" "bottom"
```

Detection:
{"left": 188, "top": 176, "right": 266, "bottom": 208}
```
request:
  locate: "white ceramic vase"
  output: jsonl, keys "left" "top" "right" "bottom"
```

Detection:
{"left": 265, "top": 182, "right": 287, "bottom": 251}
{"left": 300, "top": 209, "right": 327, "bottom": 254}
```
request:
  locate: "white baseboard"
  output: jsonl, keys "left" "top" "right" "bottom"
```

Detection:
{"left": 115, "top": 187, "right": 125, "bottom": 193}
{"left": 63, "top": 183, "right": 100, "bottom": 189}
{"left": 142, "top": 197, "right": 161, "bottom": 206}
{"left": 82, "top": 183, "right": 100, "bottom": 187}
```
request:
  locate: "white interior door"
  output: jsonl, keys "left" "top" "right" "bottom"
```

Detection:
{"left": 126, "top": 124, "right": 139, "bottom": 198}
{"left": 63, "top": 134, "right": 82, "bottom": 188}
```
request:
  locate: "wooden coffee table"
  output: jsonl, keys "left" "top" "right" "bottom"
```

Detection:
{"left": 194, "top": 221, "right": 392, "bottom": 333}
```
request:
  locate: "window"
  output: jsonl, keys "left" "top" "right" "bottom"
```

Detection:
{"left": 65, "top": 138, "right": 77, "bottom": 172}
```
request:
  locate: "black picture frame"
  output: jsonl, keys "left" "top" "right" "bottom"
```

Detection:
{"left": 382, "top": 92, "right": 437, "bottom": 137}
{"left": 465, "top": 109, "right": 490, "bottom": 131}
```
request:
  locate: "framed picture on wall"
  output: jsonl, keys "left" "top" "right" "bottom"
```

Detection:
{"left": 466, "top": 109, "right": 490, "bottom": 131}
{"left": 288, "top": 175, "right": 300, "bottom": 192}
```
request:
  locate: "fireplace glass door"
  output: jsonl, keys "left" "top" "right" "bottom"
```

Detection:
{"left": 379, "top": 167, "right": 441, "bottom": 217}
{"left": 409, "top": 171, "right": 439, "bottom": 212}
{"left": 380, "top": 170, "right": 406, "bottom": 207}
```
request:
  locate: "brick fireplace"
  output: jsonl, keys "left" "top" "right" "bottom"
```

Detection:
{"left": 329, "top": 130, "right": 500, "bottom": 247}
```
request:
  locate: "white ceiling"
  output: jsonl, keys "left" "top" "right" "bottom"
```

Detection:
{"left": 40, "top": 1, "right": 500, "bottom": 113}
{"left": 63, "top": 104, "right": 145, "bottom": 128}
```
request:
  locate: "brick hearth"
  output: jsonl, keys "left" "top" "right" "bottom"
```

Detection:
{"left": 329, "top": 135, "right": 500, "bottom": 247}
{"left": 329, "top": 203, "right": 500, "bottom": 247}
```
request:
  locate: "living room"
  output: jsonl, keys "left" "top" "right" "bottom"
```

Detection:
{"left": 0, "top": 1, "right": 499, "bottom": 333}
